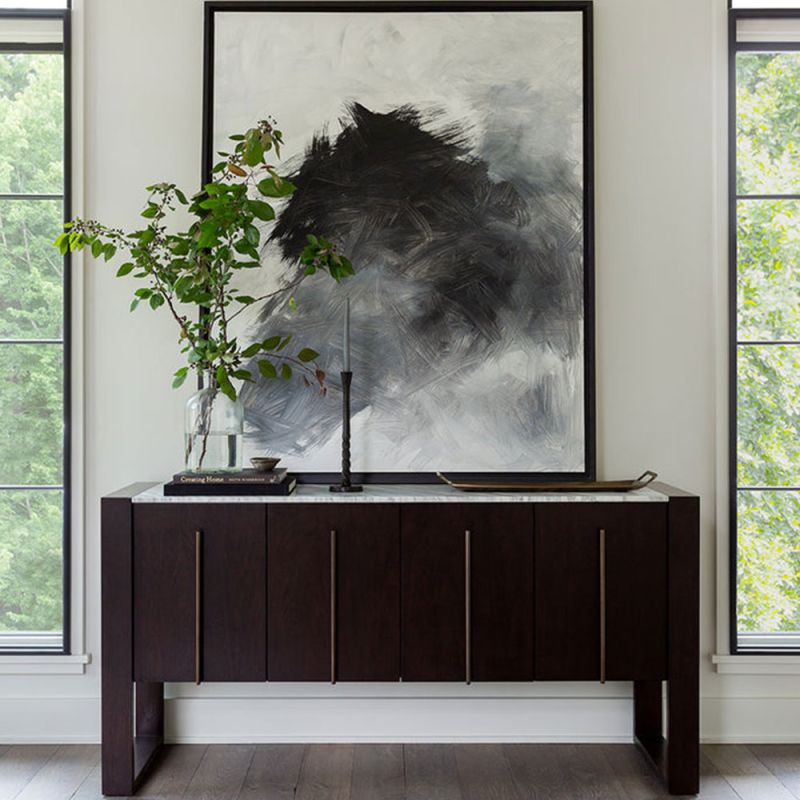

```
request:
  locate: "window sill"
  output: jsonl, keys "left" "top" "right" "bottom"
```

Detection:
{"left": 0, "top": 653, "right": 90, "bottom": 675}
{"left": 713, "top": 654, "right": 800, "bottom": 674}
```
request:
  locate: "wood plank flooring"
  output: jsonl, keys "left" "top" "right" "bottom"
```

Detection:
{"left": 1, "top": 744, "right": 800, "bottom": 799}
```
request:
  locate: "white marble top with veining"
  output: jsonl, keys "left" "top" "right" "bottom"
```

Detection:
{"left": 131, "top": 483, "right": 669, "bottom": 504}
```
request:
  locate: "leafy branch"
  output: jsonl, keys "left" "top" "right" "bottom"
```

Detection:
{"left": 55, "top": 117, "right": 354, "bottom": 402}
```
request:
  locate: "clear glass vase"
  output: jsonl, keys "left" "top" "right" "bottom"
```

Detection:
{"left": 184, "top": 375, "right": 244, "bottom": 473}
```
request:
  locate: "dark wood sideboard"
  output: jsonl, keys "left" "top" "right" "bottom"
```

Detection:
{"left": 101, "top": 482, "right": 699, "bottom": 796}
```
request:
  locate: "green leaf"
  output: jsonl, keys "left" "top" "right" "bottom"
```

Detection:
{"left": 276, "top": 335, "right": 292, "bottom": 351}
{"left": 172, "top": 367, "right": 189, "bottom": 389}
{"left": 289, "top": 296, "right": 298, "bottom": 312}
{"left": 248, "top": 200, "right": 276, "bottom": 222}
{"left": 235, "top": 295, "right": 256, "bottom": 305}
{"left": 116, "top": 262, "right": 135, "bottom": 277}
{"left": 174, "top": 188, "right": 189, "bottom": 205}
{"left": 141, "top": 204, "right": 159, "bottom": 219}
{"left": 129, "top": 298, "right": 140, "bottom": 312}
{"left": 233, "top": 239, "right": 259, "bottom": 259}
{"left": 244, "top": 224, "right": 261, "bottom": 247}
{"left": 139, "top": 228, "right": 156, "bottom": 245}
{"left": 134, "top": 288, "right": 153, "bottom": 299}
{"left": 243, "top": 136, "right": 264, "bottom": 167}
{"left": 103, "top": 243, "right": 117, "bottom": 262}
{"left": 256, "top": 177, "right": 296, "bottom": 197}
{"left": 233, "top": 369, "right": 253, "bottom": 381}
{"left": 54, "top": 232, "right": 69, "bottom": 255}
{"left": 91, "top": 239, "right": 103, "bottom": 259}
{"left": 262, "top": 335, "right": 281, "bottom": 351}
{"left": 149, "top": 293, "right": 165, "bottom": 310}
{"left": 280, "top": 363, "right": 293, "bottom": 380}
{"left": 298, "top": 348, "right": 320, "bottom": 363}
{"left": 171, "top": 239, "right": 190, "bottom": 256}
{"left": 258, "top": 359, "right": 277, "bottom": 379}
{"left": 216, "top": 365, "right": 237, "bottom": 401}
{"left": 241, "top": 343, "right": 261, "bottom": 358}
{"left": 197, "top": 226, "right": 219, "bottom": 249}
{"left": 306, "top": 233, "right": 319, "bottom": 247}
{"left": 174, "top": 275, "right": 193, "bottom": 297}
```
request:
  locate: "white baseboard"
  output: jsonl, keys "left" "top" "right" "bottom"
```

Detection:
{"left": 165, "top": 697, "right": 633, "bottom": 744}
{"left": 0, "top": 697, "right": 99, "bottom": 744}
{"left": 1, "top": 695, "right": 800, "bottom": 745}
{"left": 700, "top": 697, "right": 800, "bottom": 743}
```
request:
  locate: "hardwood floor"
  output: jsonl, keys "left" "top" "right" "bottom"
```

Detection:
{"left": 1, "top": 743, "right": 799, "bottom": 799}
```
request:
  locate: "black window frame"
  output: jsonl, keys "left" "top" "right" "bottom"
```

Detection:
{"left": 729, "top": 6, "right": 800, "bottom": 655}
{"left": 0, "top": 3, "right": 72, "bottom": 655}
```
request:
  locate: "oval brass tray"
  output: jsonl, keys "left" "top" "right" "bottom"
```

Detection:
{"left": 436, "top": 470, "right": 658, "bottom": 493}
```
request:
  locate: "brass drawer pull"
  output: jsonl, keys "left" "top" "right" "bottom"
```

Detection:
{"left": 195, "top": 529, "right": 202, "bottom": 686}
{"left": 599, "top": 528, "right": 606, "bottom": 685}
{"left": 465, "top": 529, "right": 471, "bottom": 685}
{"left": 331, "top": 529, "right": 337, "bottom": 685}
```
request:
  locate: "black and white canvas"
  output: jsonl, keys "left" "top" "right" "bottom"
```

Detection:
{"left": 205, "top": 2, "right": 595, "bottom": 480}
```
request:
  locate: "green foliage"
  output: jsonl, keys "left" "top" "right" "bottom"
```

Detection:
{"left": 0, "top": 492, "right": 62, "bottom": 633}
{"left": 737, "top": 52, "right": 800, "bottom": 634}
{"left": 737, "top": 53, "right": 800, "bottom": 196}
{"left": 0, "top": 53, "right": 64, "bottom": 633}
{"left": 59, "top": 117, "right": 354, "bottom": 400}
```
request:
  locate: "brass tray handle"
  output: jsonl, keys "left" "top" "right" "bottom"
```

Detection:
{"left": 632, "top": 470, "right": 658, "bottom": 489}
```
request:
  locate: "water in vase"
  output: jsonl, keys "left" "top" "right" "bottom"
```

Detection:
{"left": 184, "top": 431, "right": 243, "bottom": 473}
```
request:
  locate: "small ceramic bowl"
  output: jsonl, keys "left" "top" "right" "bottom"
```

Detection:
{"left": 250, "top": 457, "right": 281, "bottom": 473}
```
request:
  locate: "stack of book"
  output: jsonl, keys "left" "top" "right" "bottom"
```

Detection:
{"left": 163, "top": 468, "right": 297, "bottom": 496}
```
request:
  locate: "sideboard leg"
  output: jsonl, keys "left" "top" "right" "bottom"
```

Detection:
{"left": 102, "top": 488, "right": 165, "bottom": 796}
{"left": 101, "top": 496, "right": 136, "bottom": 796}
{"left": 665, "top": 495, "right": 700, "bottom": 796}
{"left": 666, "top": 672, "right": 699, "bottom": 795}
{"left": 136, "top": 682, "right": 164, "bottom": 738}
{"left": 135, "top": 681, "right": 165, "bottom": 777}
{"left": 634, "top": 680, "right": 662, "bottom": 741}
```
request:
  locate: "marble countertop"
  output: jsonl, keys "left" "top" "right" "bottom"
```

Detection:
{"left": 132, "top": 483, "right": 669, "bottom": 504}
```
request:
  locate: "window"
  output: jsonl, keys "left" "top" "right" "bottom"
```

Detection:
{"left": 731, "top": 10, "right": 800, "bottom": 653}
{"left": 0, "top": 6, "right": 70, "bottom": 653}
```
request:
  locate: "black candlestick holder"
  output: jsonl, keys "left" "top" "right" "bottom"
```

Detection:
{"left": 330, "top": 370, "right": 362, "bottom": 493}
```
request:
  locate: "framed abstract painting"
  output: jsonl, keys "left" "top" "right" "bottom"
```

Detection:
{"left": 203, "top": 0, "right": 595, "bottom": 483}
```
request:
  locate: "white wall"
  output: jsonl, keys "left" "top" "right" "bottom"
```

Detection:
{"left": 3, "top": 0, "right": 796, "bottom": 744}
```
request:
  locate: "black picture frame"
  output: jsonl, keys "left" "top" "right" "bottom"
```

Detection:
{"left": 202, "top": 0, "right": 596, "bottom": 485}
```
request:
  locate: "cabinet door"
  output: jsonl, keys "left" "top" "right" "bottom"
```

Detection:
{"left": 202, "top": 511, "right": 267, "bottom": 682}
{"left": 471, "top": 507, "right": 534, "bottom": 681}
{"left": 401, "top": 505, "right": 533, "bottom": 682}
{"left": 267, "top": 505, "right": 400, "bottom": 682}
{"left": 133, "top": 504, "right": 267, "bottom": 683}
{"left": 534, "top": 504, "right": 667, "bottom": 681}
